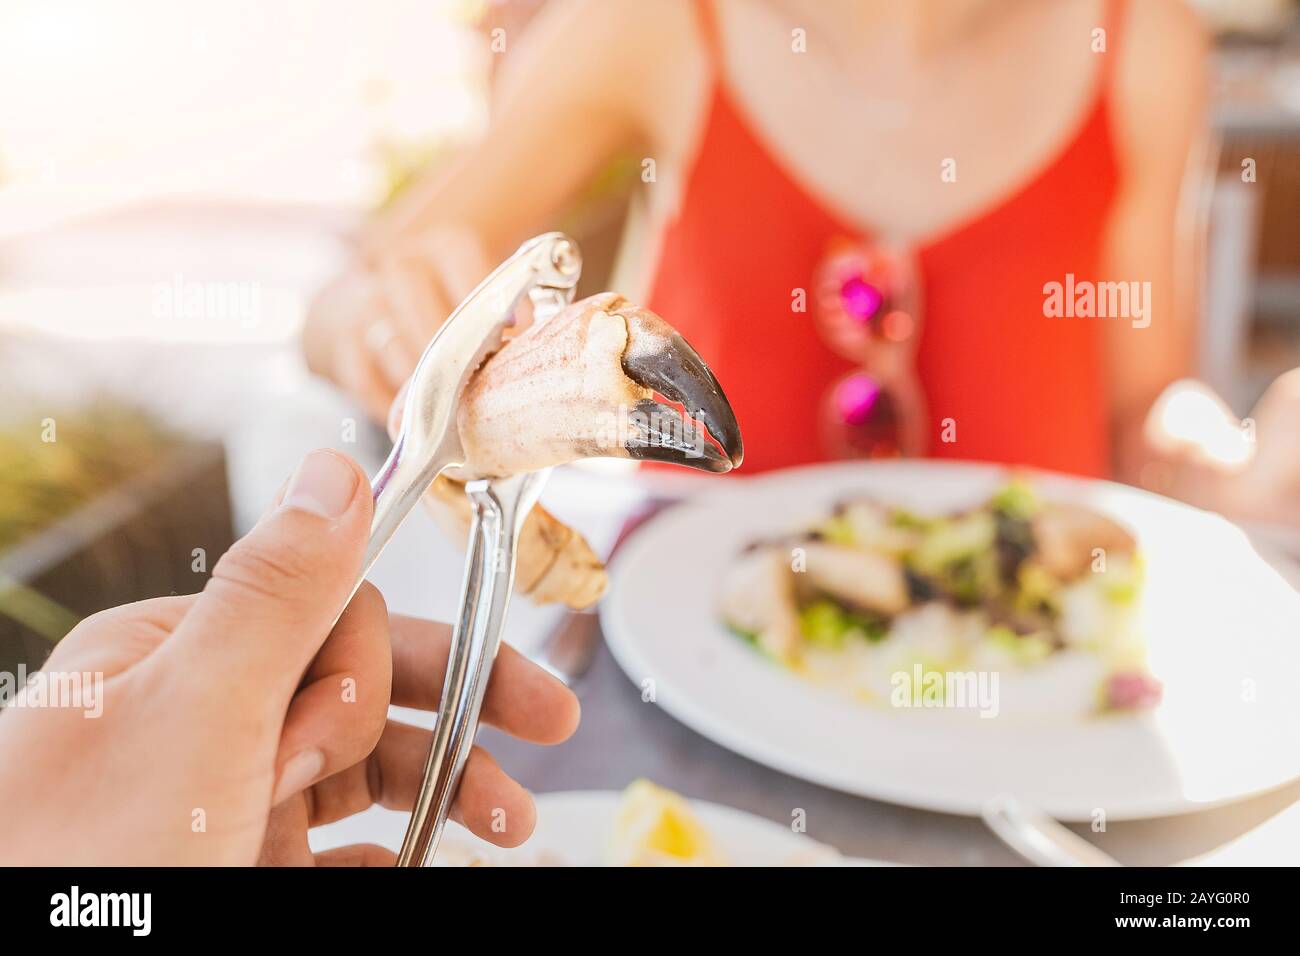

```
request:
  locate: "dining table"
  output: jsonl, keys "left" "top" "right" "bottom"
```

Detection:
{"left": 6, "top": 202, "right": 1298, "bottom": 867}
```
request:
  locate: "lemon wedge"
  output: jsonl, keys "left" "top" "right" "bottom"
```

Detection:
{"left": 606, "top": 780, "right": 726, "bottom": 866}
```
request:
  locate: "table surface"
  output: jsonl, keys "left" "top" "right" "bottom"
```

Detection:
{"left": 477, "top": 639, "right": 1300, "bottom": 866}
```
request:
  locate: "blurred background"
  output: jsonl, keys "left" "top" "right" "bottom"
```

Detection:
{"left": 3, "top": 0, "right": 1300, "bottom": 671}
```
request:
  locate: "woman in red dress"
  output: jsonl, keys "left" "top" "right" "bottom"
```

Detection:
{"left": 304, "top": 0, "right": 1299, "bottom": 524}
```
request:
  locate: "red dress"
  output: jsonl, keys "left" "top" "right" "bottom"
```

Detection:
{"left": 646, "top": 1, "right": 1123, "bottom": 477}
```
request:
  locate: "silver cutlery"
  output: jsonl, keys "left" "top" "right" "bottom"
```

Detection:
{"left": 351, "top": 232, "right": 580, "bottom": 867}
{"left": 981, "top": 795, "right": 1121, "bottom": 866}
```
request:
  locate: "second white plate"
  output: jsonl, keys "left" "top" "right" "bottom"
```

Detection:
{"left": 310, "top": 791, "right": 864, "bottom": 866}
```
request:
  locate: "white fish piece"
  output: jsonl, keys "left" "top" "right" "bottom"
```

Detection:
{"left": 1032, "top": 502, "right": 1136, "bottom": 580}
{"left": 719, "top": 545, "right": 803, "bottom": 662}
{"left": 800, "top": 540, "right": 910, "bottom": 615}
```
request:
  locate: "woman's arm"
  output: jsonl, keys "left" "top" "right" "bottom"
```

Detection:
{"left": 1100, "top": 0, "right": 1211, "bottom": 483}
{"left": 1103, "top": 2, "right": 1300, "bottom": 525}
{"left": 366, "top": 0, "right": 674, "bottom": 258}
{"left": 304, "top": 0, "right": 700, "bottom": 420}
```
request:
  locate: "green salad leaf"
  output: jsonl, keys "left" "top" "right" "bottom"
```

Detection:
{"left": 991, "top": 479, "right": 1040, "bottom": 519}
{"left": 798, "top": 599, "right": 887, "bottom": 649}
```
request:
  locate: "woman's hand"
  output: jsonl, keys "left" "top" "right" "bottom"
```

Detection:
{"left": 1231, "top": 368, "right": 1300, "bottom": 526}
{"left": 1143, "top": 369, "right": 1300, "bottom": 527}
{"left": 302, "top": 228, "right": 492, "bottom": 423}
{"left": 0, "top": 449, "right": 578, "bottom": 865}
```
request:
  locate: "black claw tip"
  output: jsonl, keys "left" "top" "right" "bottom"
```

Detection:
{"left": 623, "top": 399, "right": 734, "bottom": 473}
{"left": 621, "top": 328, "right": 744, "bottom": 469}
{"left": 625, "top": 440, "right": 733, "bottom": 473}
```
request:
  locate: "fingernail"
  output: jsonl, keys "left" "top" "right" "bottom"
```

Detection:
{"left": 280, "top": 450, "right": 359, "bottom": 519}
{"left": 272, "top": 748, "right": 324, "bottom": 805}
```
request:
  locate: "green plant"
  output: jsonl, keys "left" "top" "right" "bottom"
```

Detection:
{"left": 0, "top": 403, "right": 179, "bottom": 554}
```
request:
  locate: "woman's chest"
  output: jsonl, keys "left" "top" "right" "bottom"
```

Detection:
{"left": 693, "top": 2, "right": 1110, "bottom": 244}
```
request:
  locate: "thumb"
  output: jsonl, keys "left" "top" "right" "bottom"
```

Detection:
{"left": 1241, "top": 368, "right": 1300, "bottom": 494}
{"left": 167, "top": 449, "right": 373, "bottom": 695}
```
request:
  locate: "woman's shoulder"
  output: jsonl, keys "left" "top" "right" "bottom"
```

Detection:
{"left": 1102, "top": 0, "right": 1211, "bottom": 187}
{"left": 1114, "top": 0, "right": 1210, "bottom": 73}
{"left": 518, "top": 0, "right": 709, "bottom": 153}
{"left": 531, "top": 0, "right": 704, "bottom": 73}
{"left": 1107, "top": 0, "right": 1210, "bottom": 157}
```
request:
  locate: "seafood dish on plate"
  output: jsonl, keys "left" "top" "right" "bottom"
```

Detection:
{"left": 719, "top": 478, "right": 1161, "bottom": 717}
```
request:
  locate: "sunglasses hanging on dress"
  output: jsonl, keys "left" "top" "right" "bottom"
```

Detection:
{"left": 813, "top": 236, "right": 927, "bottom": 460}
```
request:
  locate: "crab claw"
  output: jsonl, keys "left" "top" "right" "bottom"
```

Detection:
{"left": 456, "top": 293, "right": 743, "bottom": 478}
{"left": 619, "top": 302, "right": 744, "bottom": 472}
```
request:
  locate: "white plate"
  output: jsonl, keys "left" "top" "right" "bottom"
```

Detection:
{"left": 602, "top": 461, "right": 1300, "bottom": 821}
{"left": 309, "top": 791, "right": 871, "bottom": 866}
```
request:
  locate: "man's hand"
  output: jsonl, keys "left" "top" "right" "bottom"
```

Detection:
{"left": 0, "top": 449, "right": 578, "bottom": 865}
